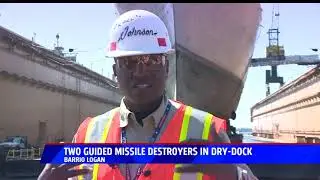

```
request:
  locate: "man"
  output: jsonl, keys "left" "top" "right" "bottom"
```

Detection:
{"left": 38, "top": 9, "right": 258, "bottom": 180}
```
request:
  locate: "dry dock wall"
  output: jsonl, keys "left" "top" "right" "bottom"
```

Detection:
{"left": 251, "top": 65, "right": 320, "bottom": 143}
{"left": 0, "top": 27, "right": 122, "bottom": 146}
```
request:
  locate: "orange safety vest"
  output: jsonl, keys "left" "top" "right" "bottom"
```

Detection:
{"left": 73, "top": 100, "right": 227, "bottom": 180}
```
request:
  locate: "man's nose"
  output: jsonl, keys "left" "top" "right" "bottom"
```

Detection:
{"left": 134, "top": 62, "right": 146, "bottom": 76}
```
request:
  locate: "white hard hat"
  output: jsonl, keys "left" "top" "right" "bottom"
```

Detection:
{"left": 106, "top": 10, "right": 174, "bottom": 58}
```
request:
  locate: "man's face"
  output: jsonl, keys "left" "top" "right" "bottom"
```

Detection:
{"left": 113, "top": 54, "right": 169, "bottom": 104}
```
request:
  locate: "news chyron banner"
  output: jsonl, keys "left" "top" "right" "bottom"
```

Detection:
{"left": 40, "top": 144, "right": 320, "bottom": 164}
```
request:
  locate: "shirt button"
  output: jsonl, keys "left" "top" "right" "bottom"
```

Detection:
{"left": 143, "top": 170, "right": 151, "bottom": 177}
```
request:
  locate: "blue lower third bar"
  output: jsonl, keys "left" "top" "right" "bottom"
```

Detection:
{"left": 40, "top": 144, "right": 320, "bottom": 164}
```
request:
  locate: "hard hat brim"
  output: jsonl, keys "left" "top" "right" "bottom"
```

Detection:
{"left": 106, "top": 49, "right": 175, "bottom": 58}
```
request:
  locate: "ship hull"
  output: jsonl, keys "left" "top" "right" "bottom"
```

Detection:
{"left": 114, "top": 3, "right": 261, "bottom": 119}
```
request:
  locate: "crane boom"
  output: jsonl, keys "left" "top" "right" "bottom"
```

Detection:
{"left": 250, "top": 55, "right": 320, "bottom": 67}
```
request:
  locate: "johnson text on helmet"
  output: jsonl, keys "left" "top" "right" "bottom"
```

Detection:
{"left": 118, "top": 26, "right": 158, "bottom": 42}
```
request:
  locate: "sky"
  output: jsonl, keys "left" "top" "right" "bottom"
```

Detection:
{"left": 0, "top": 3, "right": 319, "bottom": 128}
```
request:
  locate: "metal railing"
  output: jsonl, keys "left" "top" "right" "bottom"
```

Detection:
{"left": 5, "top": 148, "right": 43, "bottom": 161}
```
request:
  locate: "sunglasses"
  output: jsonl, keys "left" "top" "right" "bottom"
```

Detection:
{"left": 115, "top": 54, "right": 166, "bottom": 70}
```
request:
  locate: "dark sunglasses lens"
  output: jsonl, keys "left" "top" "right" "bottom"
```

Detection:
{"left": 117, "top": 54, "right": 164, "bottom": 69}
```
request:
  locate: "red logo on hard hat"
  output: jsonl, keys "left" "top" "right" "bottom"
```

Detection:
{"left": 157, "top": 38, "right": 166, "bottom": 47}
{"left": 110, "top": 42, "right": 117, "bottom": 51}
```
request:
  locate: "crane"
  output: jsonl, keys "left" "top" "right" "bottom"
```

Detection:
{"left": 264, "top": 3, "right": 283, "bottom": 96}
{"left": 249, "top": 4, "right": 320, "bottom": 96}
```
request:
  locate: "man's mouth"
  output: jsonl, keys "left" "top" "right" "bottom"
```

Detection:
{"left": 134, "top": 84, "right": 152, "bottom": 88}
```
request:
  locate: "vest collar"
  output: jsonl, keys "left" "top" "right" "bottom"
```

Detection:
{"left": 119, "top": 95, "right": 168, "bottom": 128}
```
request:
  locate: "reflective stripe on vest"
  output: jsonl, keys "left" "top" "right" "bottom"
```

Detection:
{"left": 76, "top": 108, "right": 119, "bottom": 180}
{"left": 173, "top": 106, "right": 214, "bottom": 180}
{"left": 74, "top": 101, "right": 221, "bottom": 180}
{"left": 92, "top": 108, "right": 118, "bottom": 180}
{"left": 72, "top": 117, "right": 94, "bottom": 180}
{"left": 78, "top": 116, "right": 96, "bottom": 180}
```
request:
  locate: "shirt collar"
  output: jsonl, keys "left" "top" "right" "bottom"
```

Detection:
{"left": 119, "top": 95, "right": 168, "bottom": 128}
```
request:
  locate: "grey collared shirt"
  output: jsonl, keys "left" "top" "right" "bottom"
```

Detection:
{"left": 118, "top": 96, "right": 179, "bottom": 176}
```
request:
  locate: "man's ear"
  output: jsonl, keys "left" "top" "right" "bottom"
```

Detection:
{"left": 112, "top": 64, "right": 117, "bottom": 77}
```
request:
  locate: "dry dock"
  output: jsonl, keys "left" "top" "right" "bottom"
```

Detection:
{"left": 251, "top": 65, "right": 320, "bottom": 143}
{"left": 0, "top": 26, "right": 122, "bottom": 146}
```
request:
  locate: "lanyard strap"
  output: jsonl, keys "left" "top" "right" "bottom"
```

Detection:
{"left": 121, "top": 102, "right": 172, "bottom": 180}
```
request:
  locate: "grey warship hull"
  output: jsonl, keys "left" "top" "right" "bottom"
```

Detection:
{"left": 114, "top": 3, "right": 261, "bottom": 120}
